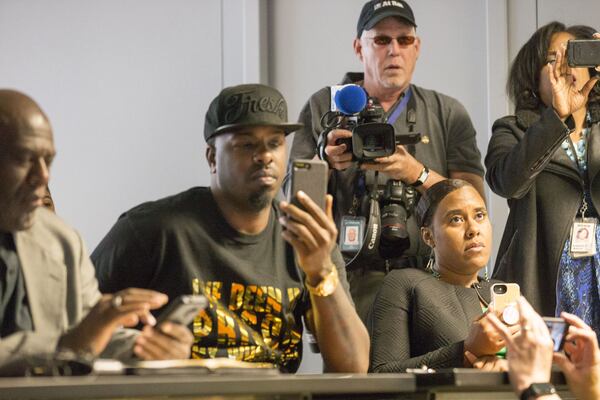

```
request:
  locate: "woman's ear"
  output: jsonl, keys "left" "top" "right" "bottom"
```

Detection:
{"left": 421, "top": 226, "right": 435, "bottom": 248}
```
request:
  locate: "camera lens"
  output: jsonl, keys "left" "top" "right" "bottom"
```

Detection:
{"left": 493, "top": 284, "right": 507, "bottom": 294}
{"left": 380, "top": 203, "right": 410, "bottom": 259}
{"left": 363, "top": 134, "right": 385, "bottom": 152}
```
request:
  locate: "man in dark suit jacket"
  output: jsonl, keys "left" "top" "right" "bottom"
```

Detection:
{"left": 0, "top": 89, "right": 193, "bottom": 375}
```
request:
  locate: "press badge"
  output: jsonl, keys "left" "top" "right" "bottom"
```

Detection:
{"left": 340, "top": 216, "right": 365, "bottom": 252}
{"left": 570, "top": 218, "right": 597, "bottom": 258}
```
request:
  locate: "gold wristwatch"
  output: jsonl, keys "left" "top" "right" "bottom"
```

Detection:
{"left": 305, "top": 264, "right": 339, "bottom": 297}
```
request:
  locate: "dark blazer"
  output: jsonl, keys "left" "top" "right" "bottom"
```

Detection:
{"left": 486, "top": 106, "right": 600, "bottom": 316}
{"left": 0, "top": 208, "right": 135, "bottom": 375}
{"left": 368, "top": 268, "right": 495, "bottom": 372}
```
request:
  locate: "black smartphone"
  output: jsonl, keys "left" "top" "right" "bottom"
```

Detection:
{"left": 567, "top": 39, "right": 600, "bottom": 67}
{"left": 156, "top": 295, "right": 207, "bottom": 326}
{"left": 289, "top": 159, "right": 328, "bottom": 211}
{"left": 543, "top": 317, "right": 569, "bottom": 352}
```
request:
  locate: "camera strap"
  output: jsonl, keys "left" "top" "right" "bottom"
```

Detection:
{"left": 388, "top": 86, "right": 418, "bottom": 157}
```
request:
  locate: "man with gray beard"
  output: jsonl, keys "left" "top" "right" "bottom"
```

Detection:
{"left": 92, "top": 84, "right": 369, "bottom": 373}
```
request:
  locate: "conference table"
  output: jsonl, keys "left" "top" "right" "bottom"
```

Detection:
{"left": 0, "top": 369, "right": 576, "bottom": 399}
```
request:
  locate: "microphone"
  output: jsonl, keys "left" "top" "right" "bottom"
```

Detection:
{"left": 334, "top": 84, "right": 367, "bottom": 115}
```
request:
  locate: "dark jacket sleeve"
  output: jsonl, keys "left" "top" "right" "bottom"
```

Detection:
{"left": 368, "top": 273, "right": 464, "bottom": 372}
{"left": 485, "top": 107, "right": 571, "bottom": 199}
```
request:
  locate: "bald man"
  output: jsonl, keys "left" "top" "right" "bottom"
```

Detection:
{"left": 0, "top": 90, "right": 193, "bottom": 375}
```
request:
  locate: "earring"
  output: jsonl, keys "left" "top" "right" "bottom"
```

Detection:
{"left": 483, "top": 264, "right": 490, "bottom": 282}
{"left": 425, "top": 249, "right": 440, "bottom": 279}
{"left": 425, "top": 254, "right": 434, "bottom": 273}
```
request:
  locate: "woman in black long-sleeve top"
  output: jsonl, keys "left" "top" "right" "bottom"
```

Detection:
{"left": 369, "top": 179, "right": 516, "bottom": 372}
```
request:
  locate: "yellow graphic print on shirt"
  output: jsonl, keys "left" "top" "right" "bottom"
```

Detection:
{"left": 191, "top": 279, "right": 303, "bottom": 367}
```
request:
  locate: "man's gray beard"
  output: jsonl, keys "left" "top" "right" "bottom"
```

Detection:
{"left": 248, "top": 189, "right": 272, "bottom": 213}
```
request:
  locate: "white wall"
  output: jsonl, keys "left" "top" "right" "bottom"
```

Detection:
{"left": 537, "top": 0, "right": 600, "bottom": 30}
{"left": 0, "top": 0, "right": 223, "bottom": 248}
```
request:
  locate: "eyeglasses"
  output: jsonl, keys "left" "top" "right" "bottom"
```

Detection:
{"left": 366, "top": 35, "right": 416, "bottom": 47}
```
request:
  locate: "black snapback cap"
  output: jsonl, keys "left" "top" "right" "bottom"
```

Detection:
{"left": 204, "top": 84, "right": 303, "bottom": 142}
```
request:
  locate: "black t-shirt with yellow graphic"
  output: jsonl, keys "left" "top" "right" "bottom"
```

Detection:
{"left": 92, "top": 187, "right": 348, "bottom": 372}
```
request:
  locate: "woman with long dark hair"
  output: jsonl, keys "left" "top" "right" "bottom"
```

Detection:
{"left": 486, "top": 22, "right": 600, "bottom": 330}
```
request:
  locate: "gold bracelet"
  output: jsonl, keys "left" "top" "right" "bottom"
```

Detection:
{"left": 305, "top": 264, "right": 339, "bottom": 297}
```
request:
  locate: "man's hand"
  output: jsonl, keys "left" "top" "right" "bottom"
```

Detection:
{"left": 553, "top": 312, "right": 600, "bottom": 400}
{"left": 60, "top": 288, "right": 168, "bottom": 356}
{"left": 279, "top": 191, "right": 338, "bottom": 285}
{"left": 360, "top": 145, "right": 423, "bottom": 183}
{"left": 324, "top": 129, "right": 353, "bottom": 171}
{"left": 134, "top": 322, "right": 194, "bottom": 360}
{"left": 487, "top": 297, "right": 555, "bottom": 396}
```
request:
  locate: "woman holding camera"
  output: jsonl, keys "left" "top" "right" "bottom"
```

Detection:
{"left": 368, "top": 179, "right": 517, "bottom": 372}
{"left": 486, "top": 22, "right": 600, "bottom": 331}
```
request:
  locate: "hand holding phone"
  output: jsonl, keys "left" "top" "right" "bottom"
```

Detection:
{"left": 155, "top": 295, "right": 207, "bottom": 327}
{"left": 543, "top": 317, "right": 569, "bottom": 352}
{"left": 289, "top": 159, "right": 328, "bottom": 212}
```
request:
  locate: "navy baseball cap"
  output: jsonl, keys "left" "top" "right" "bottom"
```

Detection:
{"left": 357, "top": 0, "right": 417, "bottom": 37}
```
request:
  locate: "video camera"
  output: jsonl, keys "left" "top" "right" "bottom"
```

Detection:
{"left": 320, "top": 84, "right": 422, "bottom": 260}
{"left": 321, "top": 84, "right": 421, "bottom": 162}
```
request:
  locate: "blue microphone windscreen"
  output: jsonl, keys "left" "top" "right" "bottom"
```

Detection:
{"left": 335, "top": 84, "right": 367, "bottom": 115}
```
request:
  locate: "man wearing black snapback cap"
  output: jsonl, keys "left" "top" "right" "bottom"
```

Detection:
{"left": 93, "top": 84, "right": 369, "bottom": 373}
{"left": 286, "top": 0, "right": 485, "bottom": 323}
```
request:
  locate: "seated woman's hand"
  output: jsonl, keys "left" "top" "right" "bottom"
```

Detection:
{"left": 464, "top": 351, "right": 508, "bottom": 372}
{"left": 464, "top": 311, "right": 519, "bottom": 357}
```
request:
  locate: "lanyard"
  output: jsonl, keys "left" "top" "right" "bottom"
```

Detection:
{"left": 386, "top": 87, "right": 413, "bottom": 125}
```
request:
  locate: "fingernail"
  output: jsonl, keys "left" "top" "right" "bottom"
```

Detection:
{"left": 161, "top": 323, "right": 171, "bottom": 333}
{"left": 279, "top": 217, "right": 286, "bottom": 225}
{"left": 154, "top": 294, "right": 168, "bottom": 304}
{"left": 147, "top": 314, "right": 156, "bottom": 326}
{"left": 297, "top": 190, "right": 306, "bottom": 198}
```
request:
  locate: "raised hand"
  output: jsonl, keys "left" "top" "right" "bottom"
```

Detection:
{"left": 553, "top": 312, "right": 600, "bottom": 400}
{"left": 549, "top": 42, "right": 599, "bottom": 119}
{"left": 279, "top": 192, "right": 338, "bottom": 285}
{"left": 487, "top": 297, "right": 555, "bottom": 396}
